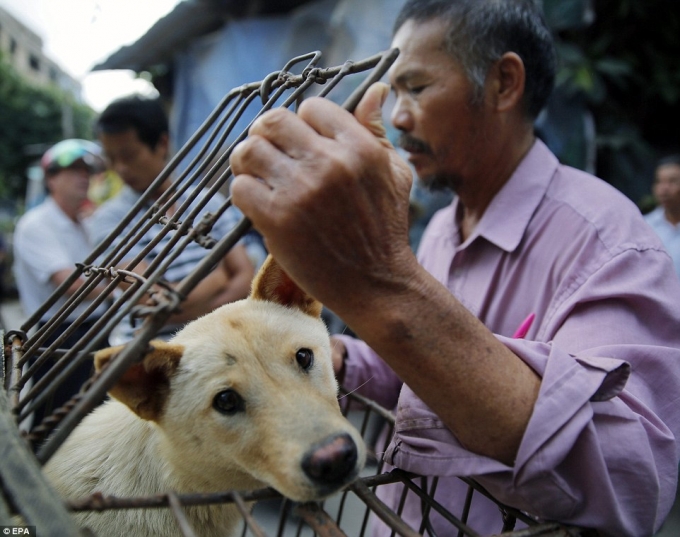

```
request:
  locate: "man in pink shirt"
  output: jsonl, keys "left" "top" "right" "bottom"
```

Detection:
{"left": 230, "top": 0, "right": 680, "bottom": 534}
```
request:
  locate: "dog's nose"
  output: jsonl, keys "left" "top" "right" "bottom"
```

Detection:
{"left": 302, "top": 433, "right": 358, "bottom": 484}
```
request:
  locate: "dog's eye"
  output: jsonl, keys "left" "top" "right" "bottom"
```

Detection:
{"left": 213, "top": 390, "right": 245, "bottom": 415}
{"left": 296, "top": 348, "right": 314, "bottom": 371}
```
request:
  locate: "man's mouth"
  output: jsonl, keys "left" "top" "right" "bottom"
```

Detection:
{"left": 397, "top": 133, "right": 432, "bottom": 156}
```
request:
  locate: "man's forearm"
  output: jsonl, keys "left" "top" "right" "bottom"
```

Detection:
{"left": 167, "top": 268, "right": 229, "bottom": 323}
{"left": 339, "top": 265, "right": 540, "bottom": 465}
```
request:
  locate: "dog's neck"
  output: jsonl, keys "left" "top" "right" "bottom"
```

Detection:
{"left": 45, "top": 400, "right": 258, "bottom": 537}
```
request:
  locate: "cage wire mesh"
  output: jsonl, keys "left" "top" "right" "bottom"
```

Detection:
{"left": 1, "top": 49, "right": 588, "bottom": 537}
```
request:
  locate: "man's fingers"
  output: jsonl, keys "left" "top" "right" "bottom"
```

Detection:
{"left": 247, "top": 107, "right": 327, "bottom": 161}
{"left": 230, "top": 133, "right": 297, "bottom": 187}
{"left": 352, "top": 82, "right": 393, "bottom": 148}
{"left": 230, "top": 173, "right": 274, "bottom": 228}
{"left": 297, "top": 97, "right": 365, "bottom": 141}
{"left": 297, "top": 85, "right": 394, "bottom": 154}
{"left": 244, "top": 85, "right": 392, "bottom": 163}
{"left": 230, "top": 87, "right": 397, "bottom": 233}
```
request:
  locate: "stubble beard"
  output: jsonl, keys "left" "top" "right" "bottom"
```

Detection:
{"left": 418, "top": 171, "right": 461, "bottom": 193}
{"left": 398, "top": 133, "right": 461, "bottom": 193}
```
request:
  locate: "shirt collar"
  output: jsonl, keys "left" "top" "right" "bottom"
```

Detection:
{"left": 454, "top": 138, "right": 558, "bottom": 253}
{"left": 44, "top": 196, "right": 82, "bottom": 227}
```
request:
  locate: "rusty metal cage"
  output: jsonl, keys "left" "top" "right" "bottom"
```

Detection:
{"left": 1, "top": 49, "right": 587, "bottom": 537}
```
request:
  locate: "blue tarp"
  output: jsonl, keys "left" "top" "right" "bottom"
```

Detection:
{"left": 170, "top": 0, "right": 407, "bottom": 168}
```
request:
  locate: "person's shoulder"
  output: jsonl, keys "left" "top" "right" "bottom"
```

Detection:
{"left": 88, "top": 188, "right": 136, "bottom": 222}
{"left": 549, "top": 164, "right": 635, "bottom": 213}
{"left": 13, "top": 202, "right": 63, "bottom": 256}
{"left": 547, "top": 164, "right": 659, "bottom": 252}
{"left": 15, "top": 201, "right": 53, "bottom": 234}
{"left": 643, "top": 207, "right": 664, "bottom": 225}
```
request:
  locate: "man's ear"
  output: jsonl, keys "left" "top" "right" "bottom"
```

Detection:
{"left": 490, "top": 52, "right": 526, "bottom": 113}
{"left": 155, "top": 132, "right": 171, "bottom": 162}
{"left": 250, "top": 255, "right": 323, "bottom": 318}
{"left": 94, "top": 340, "right": 185, "bottom": 422}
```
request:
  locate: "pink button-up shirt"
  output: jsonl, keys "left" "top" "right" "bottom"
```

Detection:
{"left": 339, "top": 139, "right": 680, "bottom": 536}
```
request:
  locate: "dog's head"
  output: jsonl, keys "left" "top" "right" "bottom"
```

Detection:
{"left": 94, "top": 256, "right": 366, "bottom": 501}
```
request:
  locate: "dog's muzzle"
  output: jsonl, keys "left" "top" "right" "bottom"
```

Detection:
{"left": 301, "top": 433, "right": 359, "bottom": 490}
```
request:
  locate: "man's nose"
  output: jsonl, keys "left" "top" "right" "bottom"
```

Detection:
{"left": 390, "top": 96, "right": 414, "bottom": 132}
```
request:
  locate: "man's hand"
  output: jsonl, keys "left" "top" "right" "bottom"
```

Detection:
{"left": 230, "top": 83, "right": 416, "bottom": 319}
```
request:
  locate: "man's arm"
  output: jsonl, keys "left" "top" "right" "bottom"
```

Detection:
{"left": 230, "top": 83, "right": 539, "bottom": 465}
{"left": 332, "top": 335, "right": 404, "bottom": 411}
{"left": 50, "top": 269, "right": 109, "bottom": 300}
{"left": 168, "top": 244, "right": 254, "bottom": 323}
{"left": 16, "top": 216, "right": 108, "bottom": 303}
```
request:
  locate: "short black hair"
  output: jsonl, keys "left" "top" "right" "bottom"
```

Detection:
{"left": 393, "top": 0, "right": 556, "bottom": 120}
{"left": 96, "top": 95, "right": 169, "bottom": 150}
{"left": 656, "top": 154, "right": 680, "bottom": 169}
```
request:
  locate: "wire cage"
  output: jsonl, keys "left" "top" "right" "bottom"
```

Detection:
{"left": 1, "top": 49, "right": 588, "bottom": 537}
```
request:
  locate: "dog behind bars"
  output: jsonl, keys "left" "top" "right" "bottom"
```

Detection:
{"left": 43, "top": 256, "right": 366, "bottom": 537}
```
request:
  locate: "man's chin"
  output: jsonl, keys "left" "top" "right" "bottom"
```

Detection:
{"left": 417, "top": 173, "right": 457, "bottom": 193}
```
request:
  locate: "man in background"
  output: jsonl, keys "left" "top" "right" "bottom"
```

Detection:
{"left": 645, "top": 154, "right": 680, "bottom": 279}
{"left": 13, "top": 139, "right": 110, "bottom": 422}
{"left": 89, "top": 95, "right": 260, "bottom": 343}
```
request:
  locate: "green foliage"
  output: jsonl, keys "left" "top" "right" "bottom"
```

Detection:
{"left": 543, "top": 0, "right": 680, "bottom": 202}
{"left": 0, "top": 52, "right": 97, "bottom": 203}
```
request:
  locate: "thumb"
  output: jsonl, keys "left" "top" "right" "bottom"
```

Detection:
{"left": 353, "top": 82, "right": 393, "bottom": 149}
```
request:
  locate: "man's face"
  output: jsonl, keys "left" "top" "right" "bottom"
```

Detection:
{"left": 653, "top": 163, "right": 680, "bottom": 215}
{"left": 99, "top": 128, "right": 168, "bottom": 193}
{"left": 48, "top": 161, "right": 91, "bottom": 204}
{"left": 388, "top": 18, "right": 491, "bottom": 192}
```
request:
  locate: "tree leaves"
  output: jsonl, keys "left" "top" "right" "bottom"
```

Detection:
{"left": 0, "top": 52, "right": 96, "bottom": 203}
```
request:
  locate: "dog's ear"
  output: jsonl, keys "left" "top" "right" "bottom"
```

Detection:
{"left": 250, "top": 255, "right": 323, "bottom": 318}
{"left": 94, "top": 340, "right": 185, "bottom": 421}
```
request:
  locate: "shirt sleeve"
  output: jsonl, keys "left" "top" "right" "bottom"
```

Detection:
{"left": 335, "top": 334, "right": 403, "bottom": 411}
{"left": 202, "top": 192, "right": 269, "bottom": 268}
{"left": 385, "top": 247, "right": 680, "bottom": 537}
{"left": 86, "top": 197, "right": 153, "bottom": 263}
{"left": 86, "top": 203, "right": 120, "bottom": 248}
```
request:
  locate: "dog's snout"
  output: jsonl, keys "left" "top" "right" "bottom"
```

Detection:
{"left": 302, "top": 433, "right": 358, "bottom": 484}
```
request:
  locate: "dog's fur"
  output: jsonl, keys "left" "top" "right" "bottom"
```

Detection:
{"left": 44, "top": 256, "right": 366, "bottom": 537}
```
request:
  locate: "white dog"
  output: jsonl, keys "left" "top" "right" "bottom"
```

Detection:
{"left": 44, "top": 256, "right": 366, "bottom": 537}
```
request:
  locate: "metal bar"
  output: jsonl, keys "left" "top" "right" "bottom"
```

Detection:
{"left": 339, "top": 388, "right": 397, "bottom": 424}
{"left": 457, "top": 485, "right": 475, "bottom": 537}
{"left": 167, "top": 491, "right": 199, "bottom": 537}
{"left": 457, "top": 476, "right": 539, "bottom": 527}
{"left": 68, "top": 487, "right": 282, "bottom": 512}
{"left": 0, "top": 389, "right": 80, "bottom": 535}
{"left": 350, "top": 480, "right": 422, "bottom": 537}
{"left": 7, "top": 332, "right": 25, "bottom": 408}
{"left": 232, "top": 491, "right": 268, "bottom": 537}
{"left": 294, "top": 502, "right": 348, "bottom": 537}
{"left": 396, "top": 471, "right": 481, "bottom": 537}
{"left": 16, "top": 278, "right": 144, "bottom": 419}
